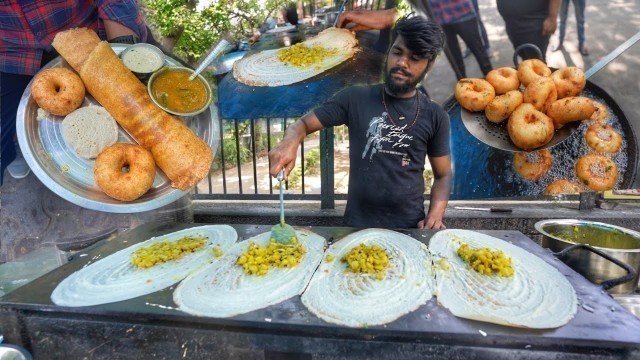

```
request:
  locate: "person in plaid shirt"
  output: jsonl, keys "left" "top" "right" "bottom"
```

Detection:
{"left": 0, "top": 0, "right": 149, "bottom": 183}
{"left": 427, "top": 0, "right": 492, "bottom": 78}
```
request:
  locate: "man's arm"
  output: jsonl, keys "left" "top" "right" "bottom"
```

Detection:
{"left": 418, "top": 155, "right": 452, "bottom": 230}
{"left": 542, "top": 0, "right": 561, "bottom": 36}
{"left": 269, "top": 112, "right": 325, "bottom": 179}
{"left": 337, "top": 8, "right": 398, "bottom": 32}
{"left": 96, "top": 0, "right": 146, "bottom": 41}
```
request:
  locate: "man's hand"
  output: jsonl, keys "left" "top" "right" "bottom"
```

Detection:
{"left": 542, "top": 16, "right": 557, "bottom": 36}
{"left": 417, "top": 214, "right": 446, "bottom": 229}
{"left": 337, "top": 9, "right": 397, "bottom": 32}
{"left": 269, "top": 114, "right": 325, "bottom": 179}
{"left": 269, "top": 136, "right": 300, "bottom": 179}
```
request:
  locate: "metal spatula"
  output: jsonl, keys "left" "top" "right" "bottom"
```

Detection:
{"left": 270, "top": 170, "right": 297, "bottom": 244}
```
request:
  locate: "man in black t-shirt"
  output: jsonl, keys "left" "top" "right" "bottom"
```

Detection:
{"left": 269, "top": 15, "right": 451, "bottom": 229}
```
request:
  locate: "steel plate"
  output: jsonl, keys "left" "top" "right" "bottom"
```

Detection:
{"left": 16, "top": 45, "right": 220, "bottom": 213}
{"left": 460, "top": 107, "right": 580, "bottom": 152}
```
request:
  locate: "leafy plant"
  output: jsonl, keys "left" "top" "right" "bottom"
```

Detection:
{"left": 215, "top": 137, "right": 251, "bottom": 169}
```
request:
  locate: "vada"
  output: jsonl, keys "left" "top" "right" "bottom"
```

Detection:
{"left": 485, "top": 90, "right": 523, "bottom": 123}
{"left": 455, "top": 78, "right": 496, "bottom": 112}
{"left": 507, "top": 103, "right": 555, "bottom": 151}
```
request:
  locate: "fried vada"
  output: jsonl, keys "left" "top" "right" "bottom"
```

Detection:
{"left": 551, "top": 67, "right": 586, "bottom": 99}
{"left": 590, "top": 100, "right": 609, "bottom": 122}
{"left": 518, "top": 59, "right": 551, "bottom": 87}
{"left": 575, "top": 154, "right": 618, "bottom": 191}
{"left": 523, "top": 76, "right": 557, "bottom": 113}
{"left": 585, "top": 123, "right": 623, "bottom": 154}
{"left": 513, "top": 150, "right": 552, "bottom": 180}
{"left": 544, "top": 180, "right": 583, "bottom": 195}
{"left": 31, "top": 68, "right": 85, "bottom": 116}
{"left": 507, "top": 103, "right": 555, "bottom": 151}
{"left": 455, "top": 78, "right": 495, "bottom": 112}
{"left": 485, "top": 67, "right": 520, "bottom": 94}
{"left": 485, "top": 90, "right": 523, "bottom": 123}
{"left": 547, "top": 96, "right": 595, "bottom": 129}
{"left": 94, "top": 143, "right": 156, "bottom": 201}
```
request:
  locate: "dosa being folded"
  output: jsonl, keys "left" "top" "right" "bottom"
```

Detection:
{"left": 52, "top": 28, "right": 213, "bottom": 190}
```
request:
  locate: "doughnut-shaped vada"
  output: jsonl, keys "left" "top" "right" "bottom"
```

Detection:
{"left": 547, "top": 96, "right": 595, "bottom": 129}
{"left": 551, "top": 67, "right": 586, "bottom": 98}
{"left": 455, "top": 78, "right": 495, "bottom": 112}
{"left": 517, "top": 59, "right": 551, "bottom": 87}
{"left": 485, "top": 90, "right": 523, "bottom": 123}
{"left": 585, "top": 123, "right": 623, "bottom": 154}
{"left": 543, "top": 180, "right": 583, "bottom": 195}
{"left": 507, "top": 103, "right": 555, "bottom": 151}
{"left": 590, "top": 100, "right": 609, "bottom": 122}
{"left": 575, "top": 154, "right": 618, "bottom": 191}
{"left": 94, "top": 143, "right": 156, "bottom": 201}
{"left": 31, "top": 68, "right": 85, "bottom": 116}
{"left": 485, "top": 67, "right": 520, "bottom": 94}
{"left": 513, "top": 149, "right": 552, "bottom": 180}
{"left": 523, "top": 76, "right": 557, "bottom": 113}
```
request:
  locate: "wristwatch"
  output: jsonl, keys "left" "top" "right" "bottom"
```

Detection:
{"left": 109, "top": 35, "right": 138, "bottom": 45}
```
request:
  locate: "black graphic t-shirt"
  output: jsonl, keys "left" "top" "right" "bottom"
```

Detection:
{"left": 314, "top": 84, "right": 450, "bottom": 228}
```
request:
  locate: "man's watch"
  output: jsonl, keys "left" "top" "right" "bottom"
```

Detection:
{"left": 109, "top": 35, "right": 138, "bottom": 45}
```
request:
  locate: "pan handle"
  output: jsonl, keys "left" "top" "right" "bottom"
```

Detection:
{"left": 512, "top": 43, "right": 544, "bottom": 67}
{"left": 553, "top": 243, "right": 637, "bottom": 291}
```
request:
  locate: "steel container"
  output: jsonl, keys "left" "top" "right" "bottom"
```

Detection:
{"left": 535, "top": 219, "right": 640, "bottom": 294}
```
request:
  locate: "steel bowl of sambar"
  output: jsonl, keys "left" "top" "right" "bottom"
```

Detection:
{"left": 148, "top": 66, "right": 212, "bottom": 117}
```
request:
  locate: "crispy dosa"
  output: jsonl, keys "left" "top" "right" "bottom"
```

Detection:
{"left": 233, "top": 27, "right": 358, "bottom": 87}
{"left": 52, "top": 28, "right": 213, "bottom": 190}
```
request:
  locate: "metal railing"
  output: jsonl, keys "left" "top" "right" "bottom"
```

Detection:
{"left": 194, "top": 117, "right": 345, "bottom": 209}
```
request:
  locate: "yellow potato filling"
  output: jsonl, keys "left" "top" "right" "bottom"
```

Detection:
{"left": 236, "top": 238, "right": 305, "bottom": 276}
{"left": 341, "top": 243, "right": 390, "bottom": 280}
{"left": 277, "top": 43, "right": 335, "bottom": 68}
{"left": 131, "top": 235, "right": 207, "bottom": 268}
{"left": 457, "top": 243, "right": 514, "bottom": 277}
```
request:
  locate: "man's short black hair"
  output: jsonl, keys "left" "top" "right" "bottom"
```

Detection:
{"left": 392, "top": 14, "right": 444, "bottom": 61}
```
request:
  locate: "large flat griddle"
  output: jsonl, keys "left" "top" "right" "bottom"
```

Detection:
{"left": 217, "top": 27, "right": 385, "bottom": 119}
{"left": 2, "top": 224, "right": 640, "bottom": 354}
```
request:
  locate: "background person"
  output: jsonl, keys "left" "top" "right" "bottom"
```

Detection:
{"left": 0, "top": 0, "right": 149, "bottom": 185}
{"left": 270, "top": 15, "right": 452, "bottom": 229}
{"left": 554, "top": 0, "right": 588, "bottom": 55}
{"left": 463, "top": 0, "right": 491, "bottom": 58}
{"left": 496, "top": 0, "right": 561, "bottom": 61}
{"left": 428, "top": 0, "right": 493, "bottom": 77}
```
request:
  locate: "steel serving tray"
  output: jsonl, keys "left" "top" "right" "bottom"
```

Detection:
{"left": 16, "top": 45, "right": 220, "bottom": 213}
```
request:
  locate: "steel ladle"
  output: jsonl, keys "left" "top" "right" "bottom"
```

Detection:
{"left": 270, "top": 169, "right": 297, "bottom": 244}
{"left": 189, "top": 35, "right": 234, "bottom": 81}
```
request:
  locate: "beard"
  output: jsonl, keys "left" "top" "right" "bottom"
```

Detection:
{"left": 384, "top": 66, "right": 427, "bottom": 95}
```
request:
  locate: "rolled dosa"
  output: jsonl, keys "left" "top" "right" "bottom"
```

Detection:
{"left": 52, "top": 28, "right": 212, "bottom": 191}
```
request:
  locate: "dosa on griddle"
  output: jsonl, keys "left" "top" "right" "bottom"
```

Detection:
{"left": 301, "top": 229, "right": 434, "bottom": 327}
{"left": 52, "top": 28, "right": 213, "bottom": 190}
{"left": 429, "top": 229, "right": 578, "bottom": 328}
{"left": 233, "top": 27, "right": 358, "bottom": 87}
{"left": 174, "top": 229, "right": 326, "bottom": 317}
{"left": 51, "top": 225, "right": 238, "bottom": 307}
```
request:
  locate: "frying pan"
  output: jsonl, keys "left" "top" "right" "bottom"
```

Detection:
{"left": 444, "top": 78, "right": 637, "bottom": 199}
{"left": 459, "top": 32, "right": 640, "bottom": 152}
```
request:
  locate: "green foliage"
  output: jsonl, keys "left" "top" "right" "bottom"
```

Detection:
{"left": 144, "top": 0, "right": 283, "bottom": 63}
{"left": 275, "top": 148, "right": 321, "bottom": 190}
{"left": 217, "top": 137, "right": 251, "bottom": 168}
{"left": 304, "top": 148, "right": 320, "bottom": 175}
